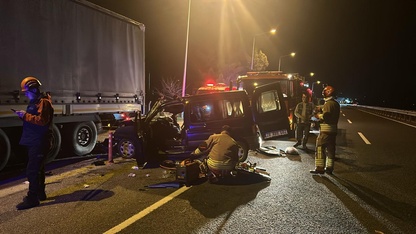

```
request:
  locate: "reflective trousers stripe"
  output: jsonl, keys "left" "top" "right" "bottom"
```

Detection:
{"left": 315, "top": 146, "right": 325, "bottom": 167}
{"left": 326, "top": 157, "right": 334, "bottom": 168}
{"left": 315, "top": 146, "right": 334, "bottom": 168}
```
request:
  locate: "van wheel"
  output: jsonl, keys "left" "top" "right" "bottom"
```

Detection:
{"left": 117, "top": 138, "right": 137, "bottom": 158}
{"left": 45, "top": 124, "right": 61, "bottom": 163}
{"left": 0, "top": 129, "right": 11, "bottom": 172}
{"left": 236, "top": 141, "right": 248, "bottom": 162}
{"left": 116, "top": 138, "right": 145, "bottom": 164}
{"left": 70, "top": 121, "right": 97, "bottom": 156}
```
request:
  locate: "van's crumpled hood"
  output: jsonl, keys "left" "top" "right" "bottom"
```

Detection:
{"left": 144, "top": 98, "right": 184, "bottom": 124}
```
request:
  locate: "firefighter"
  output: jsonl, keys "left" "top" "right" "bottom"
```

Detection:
{"left": 190, "top": 125, "right": 239, "bottom": 182}
{"left": 15, "top": 77, "right": 54, "bottom": 210}
{"left": 310, "top": 85, "right": 340, "bottom": 175}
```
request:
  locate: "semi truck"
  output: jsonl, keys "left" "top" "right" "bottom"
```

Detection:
{"left": 0, "top": 0, "right": 145, "bottom": 171}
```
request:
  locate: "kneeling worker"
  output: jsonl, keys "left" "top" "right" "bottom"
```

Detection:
{"left": 191, "top": 125, "right": 239, "bottom": 181}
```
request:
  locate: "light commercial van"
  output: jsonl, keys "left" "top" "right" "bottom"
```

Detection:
{"left": 113, "top": 82, "right": 290, "bottom": 164}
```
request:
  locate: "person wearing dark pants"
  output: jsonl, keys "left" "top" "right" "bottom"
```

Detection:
{"left": 293, "top": 93, "right": 314, "bottom": 149}
{"left": 15, "top": 77, "right": 54, "bottom": 210}
{"left": 310, "top": 85, "right": 340, "bottom": 175}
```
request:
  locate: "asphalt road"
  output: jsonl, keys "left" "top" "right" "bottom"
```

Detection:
{"left": 0, "top": 106, "right": 415, "bottom": 233}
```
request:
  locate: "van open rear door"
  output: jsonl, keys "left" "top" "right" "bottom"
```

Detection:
{"left": 251, "top": 82, "right": 290, "bottom": 140}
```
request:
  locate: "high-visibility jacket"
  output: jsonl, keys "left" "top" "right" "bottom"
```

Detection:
{"left": 318, "top": 97, "right": 340, "bottom": 133}
{"left": 19, "top": 93, "right": 54, "bottom": 146}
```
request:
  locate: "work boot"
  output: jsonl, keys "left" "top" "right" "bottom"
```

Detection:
{"left": 309, "top": 167, "right": 325, "bottom": 174}
{"left": 325, "top": 167, "right": 333, "bottom": 175}
{"left": 16, "top": 196, "right": 40, "bottom": 210}
{"left": 38, "top": 191, "right": 47, "bottom": 201}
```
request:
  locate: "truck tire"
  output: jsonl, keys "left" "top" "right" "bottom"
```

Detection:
{"left": 0, "top": 129, "right": 11, "bottom": 172}
{"left": 236, "top": 141, "right": 248, "bottom": 162}
{"left": 70, "top": 121, "right": 97, "bottom": 156}
{"left": 45, "top": 124, "right": 61, "bottom": 163}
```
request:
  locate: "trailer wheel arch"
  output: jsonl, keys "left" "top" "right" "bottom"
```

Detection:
{"left": 70, "top": 121, "right": 97, "bottom": 156}
{"left": 0, "top": 129, "right": 11, "bottom": 172}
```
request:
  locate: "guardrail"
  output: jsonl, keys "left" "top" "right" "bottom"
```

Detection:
{"left": 351, "top": 105, "right": 416, "bottom": 126}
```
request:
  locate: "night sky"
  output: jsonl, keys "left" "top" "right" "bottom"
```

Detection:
{"left": 88, "top": 0, "right": 416, "bottom": 110}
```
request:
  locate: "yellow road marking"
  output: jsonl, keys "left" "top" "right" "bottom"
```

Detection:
{"left": 103, "top": 186, "right": 191, "bottom": 234}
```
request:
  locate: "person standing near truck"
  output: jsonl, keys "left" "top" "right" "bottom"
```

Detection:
{"left": 293, "top": 93, "right": 314, "bottom": 149}
{"left": 310, "top": 85, "right": 340, "bottom": 175}
{"left": 15, "top": 77, "right": 54, "bottom": 210}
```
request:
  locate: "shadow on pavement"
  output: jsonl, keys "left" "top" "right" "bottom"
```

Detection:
{"left": 41, "top": 189, "right": 115, "bottom": 207}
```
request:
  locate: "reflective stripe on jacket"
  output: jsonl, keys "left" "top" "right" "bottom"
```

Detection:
{"left": 318, "top": 97, "right": 340, "bottom": 133}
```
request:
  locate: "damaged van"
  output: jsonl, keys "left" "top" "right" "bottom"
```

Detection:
{"left": 112, "top": 82, "right": 290, "bottom": 164}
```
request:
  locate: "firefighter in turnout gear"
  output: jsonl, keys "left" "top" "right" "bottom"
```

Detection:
{"left": 310, "top": 85, "right": 340, "bottom": 174}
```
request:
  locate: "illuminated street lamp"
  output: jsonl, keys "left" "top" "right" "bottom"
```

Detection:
{"left": 250, "top": 28, "right": 277, "bottom": 70}
{"left": 278, "top": 52, "right": 296, "bottom": 71}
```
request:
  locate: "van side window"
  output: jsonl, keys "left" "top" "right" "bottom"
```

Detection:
{"left": 222, "top": 100, "right": 244, "bottom": 118}
{"left": 190, "top": 102, "right": 216, "bottom": 122}
{"left": 190, "top": 99, "right": 245, "bottom": 123}
{"left": 257, "top": 90, "right": 281, "bottom": 113}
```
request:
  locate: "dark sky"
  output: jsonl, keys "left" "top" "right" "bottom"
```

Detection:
{"left": 88, "top": 0, "right": 416, "bottom": 110}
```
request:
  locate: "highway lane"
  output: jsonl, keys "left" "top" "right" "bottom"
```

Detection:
{"left": 333, "top": 106, "right": 416, "bottom": 233}
{"left": 0, "top": 105, "right": 415, "bottom": 233}
{"left": 337, "top": 106, "right": 416, "bottom": 198}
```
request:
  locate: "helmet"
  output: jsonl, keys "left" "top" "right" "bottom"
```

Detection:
{"left": 21, "top": 77, "right": 41, "bottom": 92}
{"left": 322, "top": 85, "right": 335, "bottom": 98}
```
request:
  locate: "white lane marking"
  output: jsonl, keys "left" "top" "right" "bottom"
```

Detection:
{"left": 342, "top": 113, "right": 346, "bottom": 117}
{"left": 347, "top": 119, "right": 352, "bottom": 124}
{"left": 104, "top": 185, "right": 191, "bottom": 234}
{"left": 358, "top": 132, "right": 371, "bottom": 144}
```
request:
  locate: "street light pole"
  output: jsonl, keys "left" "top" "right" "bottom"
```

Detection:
{"left": 312, "top": 80, "right": 321, "bottom": 98}
{"left": 250, "top": 36, "right": 256, "bottom": 71}
{"left": 278, "top": 52, "right": 296, "bottom": 71}
{"left": 250, "top": 28, "right": 276, "bottom": 71}
{"left": 182, "top": 0, "right": 191, "bottom": 97}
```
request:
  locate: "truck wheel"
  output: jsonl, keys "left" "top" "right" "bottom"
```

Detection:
{"left": 45, "top": 124, "right": 61, "bottom": 163}
{"left": 236, "top": 141, "right": 248, "bottom": 162}
{"left": 0, "top": 129, "right": 11, "bottom": 172}
{"left": 70, "top": 121, "right": 97, "bottom": 156}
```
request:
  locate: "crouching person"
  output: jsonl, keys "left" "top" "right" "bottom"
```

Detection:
{"left": 191, "top": 125, "right": 239, "bottom": 182}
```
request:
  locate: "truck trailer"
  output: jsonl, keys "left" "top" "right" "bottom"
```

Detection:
{"left": 0, "top": 0, "right": 145, "bottom": 171}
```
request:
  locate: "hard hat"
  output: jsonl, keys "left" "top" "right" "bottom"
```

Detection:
{"left": 21, "top": 77, "right": 41, "bottom": 92}
{"left": 322, "top": 85, "right": 335, "bottom": 97}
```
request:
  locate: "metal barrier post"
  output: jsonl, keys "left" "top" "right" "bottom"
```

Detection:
{"left": 107, "top": 132, "right": 114, "bottom": 164}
